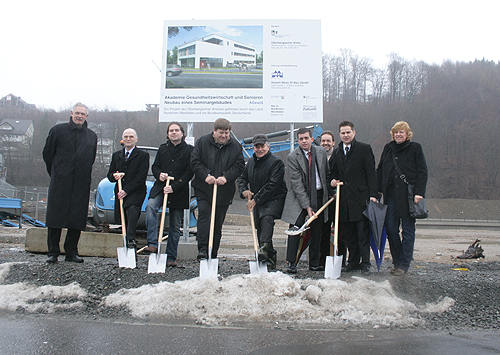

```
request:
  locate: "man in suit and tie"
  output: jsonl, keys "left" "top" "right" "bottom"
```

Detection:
{"left": 281, "top": 127, "right": 330, "bottom": 273}
{"left": 330, "top": 121, "right": 378, "bottom": 273}
{"left": 107, "top": 128, "right": 149, "bottom": 249}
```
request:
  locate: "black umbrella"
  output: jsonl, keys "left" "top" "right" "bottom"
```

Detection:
{"left": 363, "top": 200, "right": 388, "bottom": 271}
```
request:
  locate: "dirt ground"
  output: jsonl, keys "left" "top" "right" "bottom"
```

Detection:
{"left": 3, "top": 219, "right": 497, "bottom": 264}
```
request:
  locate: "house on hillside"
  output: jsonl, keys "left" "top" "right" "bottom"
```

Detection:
{"left": 0, "top": 118, "right": 34, "bottom": 160}
{"left": 0, "top": 94, "right": 36, "bottom": 109}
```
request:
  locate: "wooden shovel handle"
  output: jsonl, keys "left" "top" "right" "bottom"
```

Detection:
{"left": 306, "top": 196, "right": 335, "bottom": 227}
{"left": 158, "top": 176, "right": 174, "bottom": 246}
{"left": 208, "top": 183, "right": 218, "bottom": 250}
{"left": 333, "top": 182, "right": 343, "bottom": 251}
{"left": 116, "top": 173, "right": 126, "bottom": 238}
{"left": 248, "top": 195, "right": 259, "bottom": 252}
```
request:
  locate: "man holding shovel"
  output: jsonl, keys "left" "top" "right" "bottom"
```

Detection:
{"left": 237, "top": 134, "right": 287, "bottom": 270}
{"left": 107, "top": 128, "right": 149, "bottom": 249}
{"left": 191, "top": 118, "right": 245, "bottom": 260}
{"left": 281, "top": 127, "right": 331, "bottom": 273}
{"left": 142, "top": 122, "right": 193, "bottom": 267}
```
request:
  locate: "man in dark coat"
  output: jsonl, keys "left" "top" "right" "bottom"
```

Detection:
{"left": 330, "top": 121, "right": 378, "bottom": 273}
{"left": 43, "top": 102, "right": 97, "bottom": 263}
{"left": 143, "top": 122, "right": 193, "bottom": 266}
{"left": 281, "top": 127, "right": 330, "bottom": 273}
{"left": 238, "top": 134, "right": 287, "bottom": 269}
{"left": 107, "top": 128, "right": 149, "bottom": 249}
{"left": 191, "top": 118, "right": 245, "bottom": 260}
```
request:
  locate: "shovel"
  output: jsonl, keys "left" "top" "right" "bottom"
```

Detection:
{"left": 116, "top": 173, "right": 136, "bottom": 269}
{"left": 325, "top": 182, "right": 343, "bottom": 279}
{"left": 284, "top": 196, "right": 336, "bottom": 236}
{"left": 247, "top": 196, "right": 267, "bottom": 274}
{"left": 148, "top": 176, "right": 174, "bottom": 273}
{"left": 199, "top": 183, "right": 219, "bottom": 279}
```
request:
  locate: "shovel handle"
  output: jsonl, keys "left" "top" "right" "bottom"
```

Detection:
{"left": 116, "top": 173, "right": 127, "bottom": 239}
{"left": 208, "top": 183, "right": 218, "bottom": 250}
{"left": 158, "top": 176, "right": 175, "bottom": 248}
{"left": 306, "top": 195, "right": 336, "bottom": 227}
{"left": 333, "top": 182, "right": 343, "bottom": 253}
{"left": 248, "top": 195, "right": 259, "bottom": 252}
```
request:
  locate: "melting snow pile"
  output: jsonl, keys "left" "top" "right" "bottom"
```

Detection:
{"left": 104, "top": 272, "right": 455, "bottom": 326}
{"left": 0, "top": 263, "right": 87, "bottom": 313}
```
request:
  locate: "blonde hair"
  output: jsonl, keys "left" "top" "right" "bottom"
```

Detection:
{"left": 390, "top": 121, "right": 413, "bottom": 141}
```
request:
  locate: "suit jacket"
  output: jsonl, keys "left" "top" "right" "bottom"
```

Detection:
{"left": 330, "top": 139, "right": 377, "bottom": 222}
{"left": 281, "top": 144, "right": 329, "bottom": 224}
{"left": 107, "top": 147, "right": 149, "bottom": 219}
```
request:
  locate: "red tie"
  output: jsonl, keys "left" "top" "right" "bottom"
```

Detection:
{"left": 307, "top": 152, "right": 312, "bottom": 188}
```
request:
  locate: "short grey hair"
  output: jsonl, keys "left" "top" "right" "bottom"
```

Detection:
{"left": 72, "top": 102, "right": 89, "bottom": 114}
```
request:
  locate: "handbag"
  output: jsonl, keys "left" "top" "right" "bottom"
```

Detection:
{"left": 391, "top": 151, "right": 428, "bottom": 219}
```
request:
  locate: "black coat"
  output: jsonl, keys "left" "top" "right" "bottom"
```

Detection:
{"left": 191, "top": 133, "right": 245, "bottom": 205}
{"left": 237, "top": 150, "right": 287, "bottom": 219}
{"left": 377, "top": 140, "right": 428, "bottom": 217}
{"left": 149, "top": 139, "right": 194, "bottom": 210}
{"left": 43, "top": 118, "right": 97, "bottom": 230}
{"left": 107, "top": 147, "right": 149, "bottom": 221}
{"left": 330, "top": 139, "right": 378, "bottom": 222}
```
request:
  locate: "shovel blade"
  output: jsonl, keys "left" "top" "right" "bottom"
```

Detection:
{"left": 285, "top": 226, "right": 309, "bottom": 236}
{"left": 148, "top": 253, "right": 167, "bottom": 273}
{"left": 324, "top": 255, "right": 343, "bottom": 279}
{"left": 117, "top": 247, "right": 136, "bottom": 269}
{"left": 249, "top": 260, "right": 268, "bottom": 274}
{"left": 199, "top": 258, "right": 219, "bottom": 279}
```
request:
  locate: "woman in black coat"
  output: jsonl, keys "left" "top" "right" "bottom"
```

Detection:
{"left": 377, "top": 121, "right": 428, "bottom": 276}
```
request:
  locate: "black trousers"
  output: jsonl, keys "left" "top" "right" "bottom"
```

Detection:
{"left": 47, "top": 227, "right": 81, "bottom": 257}
{"left": 339, "top": 218, "right": 371, "bottom": 268}
{"left": 196, "top": 198, "right": 229, "bottom": 258}
{"left": 255, "top": 214, "right": 275, "bottom": 246}
{"left": 286, "top": 189, "right": 323, "bottom": 267}
{"left": 124, "top": 204, "right": 141, "bottom": 241}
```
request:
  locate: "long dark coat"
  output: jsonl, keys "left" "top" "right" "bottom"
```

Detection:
{"left": 330, "top": 139, "right": 378, "bottom": 222}
{"left": 149, "top": 139, "right": 193, "bottom": 210}
{"left": 237, "top": 150, "right": 287, "bottom": 219}
{"left": 107, "top": 147, "right": 149, "bottom": 222}
{"left": 377, "top": 140, "right": 428, "bottom": 217}
{"left": 43, "top": 118, "right": 97, "bottom": 230}
{"left": 190, "top": 133, "right": 245, "bottom": 205}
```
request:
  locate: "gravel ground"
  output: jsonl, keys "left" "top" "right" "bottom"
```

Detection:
{"left": 1, "top": 239, "right": 499, "bottom": 331}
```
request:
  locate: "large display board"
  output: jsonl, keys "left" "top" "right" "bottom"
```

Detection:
{"left": 159, "top": 19, "right": 322, "bottom": 123}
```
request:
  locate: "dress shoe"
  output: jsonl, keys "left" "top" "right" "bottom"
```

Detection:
{"left": 138, "top": 245, "right": 158, "bottom": 255}
{"left": 167, "top": 261, "right": 177, "bottom": 267}
{"left": 342, "top": 264, "right": 360, "bottom": 272}
{"left": 65, "top": 255, "right": 84, "bottom": 263}
{"left": 197, "top": 250, "right": 208, "bottom": 260}
{"left": 309, "top": 265, "right": 325, "bottom": 271}
{"left": 126, "top": 240, "right": 137, "bottom": 249}
{"left": 393, "top": 268, "right": 406, "bottom": 277}
{"left": 46, "top": 255, "right": 58, "bottom": 263}
{"left": 360, "top": 266, "right": 370, "bottom": 273}
{"left": 287, "top": 262, "right": 297, "bottom": 274}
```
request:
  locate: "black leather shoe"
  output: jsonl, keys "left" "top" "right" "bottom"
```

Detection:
{"left": 46, "top": 255, "right": 58, "bottom": 263}
{"left": 197, "top": 250, "right": 208, "bottom": 260}
{"left": 126, "top": 240, "right": 137, "bottom": 249}
{"left": 65, "top": 255, "right": 84, "bottom": 263}
{"left": 360, "top": 266, "right": 370, "bottom": 273}
{"left": 342, "top": 264, "right": 360, "bottom": 272}
{"left": 309, "top": 265, "right": 325, "bottom": 271}
{"left": 287, "top": 262, "right": 297, "bottom": 274}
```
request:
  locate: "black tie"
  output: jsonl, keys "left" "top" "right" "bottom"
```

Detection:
{"left": 345, "top": 146, "right": 350, "bottom": 155}
{"left": 125, "top": 151, "right": 130, "bottom": 161}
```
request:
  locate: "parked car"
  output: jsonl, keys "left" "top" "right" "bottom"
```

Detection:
{"left": 166, "top": 64, "right": 182, "bottom": 77}
{"left": 256, "top": 63, "right": 263, "bottom": 70}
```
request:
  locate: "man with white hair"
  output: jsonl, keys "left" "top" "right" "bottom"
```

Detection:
{"left": 43, "top": 102, "right": 97, "bottom": 263}
{"left": 107, "top": 128, "right": 149, "bottom": 249}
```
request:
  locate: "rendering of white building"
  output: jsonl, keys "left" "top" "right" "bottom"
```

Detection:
{"left": 177, "top": 34, "right": 257, "bottom": 69}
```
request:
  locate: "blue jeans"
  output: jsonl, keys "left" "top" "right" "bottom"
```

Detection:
{"left": 385, "top": 188, "right": 416, "bottom": 272}
{"left": 145, "top": 194, "right": 183, "bottom": 262}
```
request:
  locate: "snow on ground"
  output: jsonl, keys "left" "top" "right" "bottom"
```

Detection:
{"left": 104, "top": 272, "right": 455, "bottom": 326}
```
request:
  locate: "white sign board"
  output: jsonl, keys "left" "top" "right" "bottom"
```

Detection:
{"left": 159, "top": 19, "right": 322, "bottom": 123}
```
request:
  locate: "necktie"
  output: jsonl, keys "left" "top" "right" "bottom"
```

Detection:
{"left": 125, "top": 151, "right": 130, "bottom": 161}
{"left": 345, "top": 146, "right": 350, "bottom": 155}
{"left": 307, "top": 152, "right": 312, "bottom": 188}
